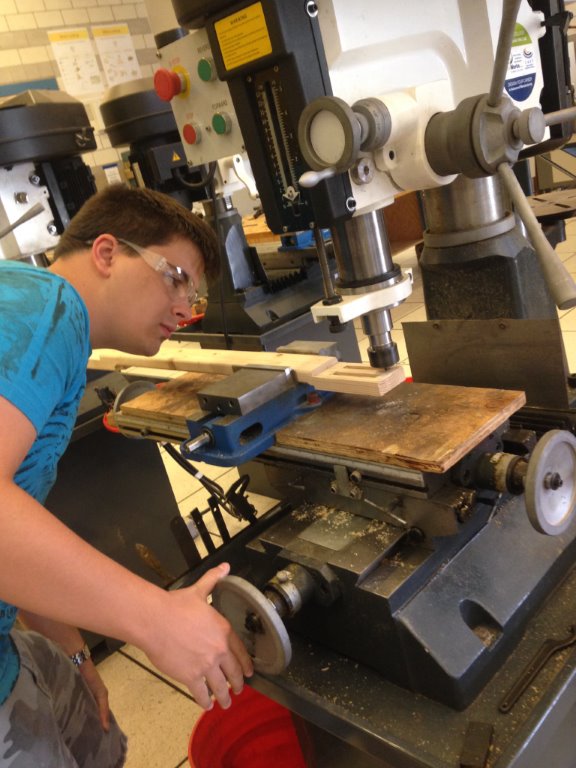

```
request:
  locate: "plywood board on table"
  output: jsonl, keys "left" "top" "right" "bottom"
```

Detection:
{"left": 276, "top": 382, "right": 526, "bottom": 473}
{"left": 116, "top": 376, "right": 526, "bottom": 474}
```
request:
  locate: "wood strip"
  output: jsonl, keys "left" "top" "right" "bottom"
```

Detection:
{"left": 89, "top": 343, "right": 406, "bottom": 397}
{"left": 89, "top": 344, "right": 336, "bottom": 377}
{"left": 114, "top": 413, "right": 190, "bottom": 441}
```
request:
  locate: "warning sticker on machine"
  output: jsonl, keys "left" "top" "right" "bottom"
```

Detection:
{"left": 215, "top": 2, "right": 272, "bottom": 71}
{"left": 504, "top": 23, "right": 536, "bottom": 103}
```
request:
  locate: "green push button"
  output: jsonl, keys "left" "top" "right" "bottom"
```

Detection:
{"left": 197, "top": 57, "right": 215, "bottom": 82}
{"left": 212, "top": 112, "right": 231, "bottom": 135}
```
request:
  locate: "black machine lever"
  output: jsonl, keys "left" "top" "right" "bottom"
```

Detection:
{"left": 499, "top": 625, "right": 576, "bottom": 713}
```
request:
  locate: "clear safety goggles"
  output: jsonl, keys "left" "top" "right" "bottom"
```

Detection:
{"left": 117, "top": 237, "right": 199, "bottom": 305}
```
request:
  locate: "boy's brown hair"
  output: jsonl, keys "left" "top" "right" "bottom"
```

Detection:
{"left": 54, "top": 185, "right": 219, "bottom": 280}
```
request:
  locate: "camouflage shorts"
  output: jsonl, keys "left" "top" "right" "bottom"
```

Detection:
{"left": 0, "top": 630, "right": 127, "bottom": 768}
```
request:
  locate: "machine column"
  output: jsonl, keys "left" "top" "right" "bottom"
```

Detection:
{"left": 419, "top": 174, "right": 557, "bottom": 320}
{"left": 422, "top": 174, "right": 509, "bottom": 237}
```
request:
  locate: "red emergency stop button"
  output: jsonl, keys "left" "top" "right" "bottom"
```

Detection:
{"left": 183, "top": 123, "right": 201, "bottom": 145}
{"left": 154, "top": 68, "right": 185, "bottom": 101}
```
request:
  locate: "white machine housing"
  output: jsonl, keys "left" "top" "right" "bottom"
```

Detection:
{"left": 155, "top": 1, "right": 547, "bottom": 214}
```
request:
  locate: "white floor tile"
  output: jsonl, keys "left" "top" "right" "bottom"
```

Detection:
{"left": 119, "top": 644, "right": 189, "bottom": 694}
{"left": 97, "top": 651, "right": 201, "bottom": 768}
{"left": 554, "top": 238, "right": 576, "bottom": 253}
{"left": 560, "top": 308, "right": 576, "bottom": 332}
{"left": 393, "top": 245, "right": 420, "bottom": 268}
{"left": 560, "top": 253, "right": 576, "bottom": 274}
{"left": 391, "top": 328, "right": 408, "bottom": 363}
{"left": 177, "top": 468, "right": 239, "bottom": 514}
{"left": 563, "top": 331, "right": 576, "bottom": 372}
{"left": 399, "top": 304, "right": 428, "bottom": 325}
{"left": 405, "top": 283, "right": 424, "bottom": 303}
{"left": 391, "top": 300, "right": 426, "bottom": 323}
{"left": 160, "top": 447, "right": 233, "bottom": 506}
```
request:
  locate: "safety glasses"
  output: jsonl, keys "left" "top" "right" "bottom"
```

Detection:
{"left": 117, "top": 237, "right": 199, "bottom": 305}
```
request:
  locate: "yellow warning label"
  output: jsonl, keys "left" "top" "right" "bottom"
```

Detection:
{"left": 48, "top": 29, "right": 89, "bottom": 43}
{"left": 215, "top": 2, "right": 272, "bottom": 71}
{"left": 92, "top": 24, "right": 130, "bottom": 38}
{"left": 172, "top": 151, "right": 181, "bottom": 162}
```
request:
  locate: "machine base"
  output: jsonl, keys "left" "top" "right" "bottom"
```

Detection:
{"left": 176, "top": 504, "right": 576, "bottom": 767}
{"left": 235, "top": 493, "right": 576, "bottom": 709}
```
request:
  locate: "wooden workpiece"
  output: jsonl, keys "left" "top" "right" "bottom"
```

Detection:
{"left": 276, "top": 382, "right": 526, "bottom": 473}
{"left": 242, "top": 214, "right": 282, "bottom": 246}
{"left": 89, "top": 343, "right": 406, "bottom": 397}
{"left": 114, "top": 372, "right": 224, "bottom": 440}
{"left": 121, "top": 372, "right": 225, "bottom": 422}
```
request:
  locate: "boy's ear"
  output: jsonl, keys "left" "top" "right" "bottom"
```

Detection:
{"left": 91, "top": 234, "right": 117, "bottom": 277}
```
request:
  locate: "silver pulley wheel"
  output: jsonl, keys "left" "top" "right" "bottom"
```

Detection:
{"left": 525, "top": 430, "right": 576, "bottom": 535}
{"left": 212, "top": 575, "right": 292, "bottom": 675}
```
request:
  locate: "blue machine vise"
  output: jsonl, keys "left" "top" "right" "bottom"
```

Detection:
{"left": 180, "top": 367, "right": 327, "bottom": 466}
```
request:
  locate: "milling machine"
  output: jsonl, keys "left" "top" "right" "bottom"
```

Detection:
{"left": 0, "top": 89, "right": 96, "bottom": 263}
{"left": 113, "top": 1, "right": 576, "bottom": 765}
{"left": 136, "top": 2, "right": 362, "bottom": 358}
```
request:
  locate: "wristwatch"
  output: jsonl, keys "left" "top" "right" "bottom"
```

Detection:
{"left": 69, "top": 643, "right": 91, "bottom": 667}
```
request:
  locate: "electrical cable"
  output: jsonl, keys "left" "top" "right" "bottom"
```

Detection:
{"left": 162, "top": 441, "right": 224, "bottom": 498}
{"left": 172, "top": 162, "right": 217, "bottom": 190}
{"left": 162, "top": 441, "right": 255, "bottom": 522}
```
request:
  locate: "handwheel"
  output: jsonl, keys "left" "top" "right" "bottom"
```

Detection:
{"left": 525, "top": 430, "right": 576, "bottom": 535}
{"left": 212, "top": 575, "right": 292, "bottom": 675}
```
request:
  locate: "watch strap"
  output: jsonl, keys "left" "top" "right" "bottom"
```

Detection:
{"left": 69, "top": 643, "right": 91, "bottom": 667}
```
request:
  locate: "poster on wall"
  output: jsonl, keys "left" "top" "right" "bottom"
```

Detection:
{"left": 92, "top": 24, "right": 142, "bottom": 87}
{"left": 48, "top": 28, "right": 104, "bottom": 96}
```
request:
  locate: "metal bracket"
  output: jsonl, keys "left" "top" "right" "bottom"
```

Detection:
{"left": 310, "top": 270, "right": 412, "bottom": 324}
{"left": 330, "top": 465, "right": 364, "bottom": 500}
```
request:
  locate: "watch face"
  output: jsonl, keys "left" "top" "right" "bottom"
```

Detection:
{"left": 70, "top": 644, "right": 91, "bottom": 666}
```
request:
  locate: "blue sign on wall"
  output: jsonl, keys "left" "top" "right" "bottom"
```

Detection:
{"left": 0, "top": 78, "right": 58, "bottom": 97}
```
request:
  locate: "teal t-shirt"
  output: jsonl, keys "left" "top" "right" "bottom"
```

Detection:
{"left": 0, "top": 261, "right": 91, "bottom": 704}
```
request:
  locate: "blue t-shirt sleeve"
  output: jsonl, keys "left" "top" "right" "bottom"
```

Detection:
{"left": 0, "top": 264, "right": 90, "bottom": 502}
{"left": 0, "top": 265, "right": 89, "bottom": 435}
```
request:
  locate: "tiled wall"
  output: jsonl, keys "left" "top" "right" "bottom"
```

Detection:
{"left": 0, "top": 0, "right": 159, "bottom": 169}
